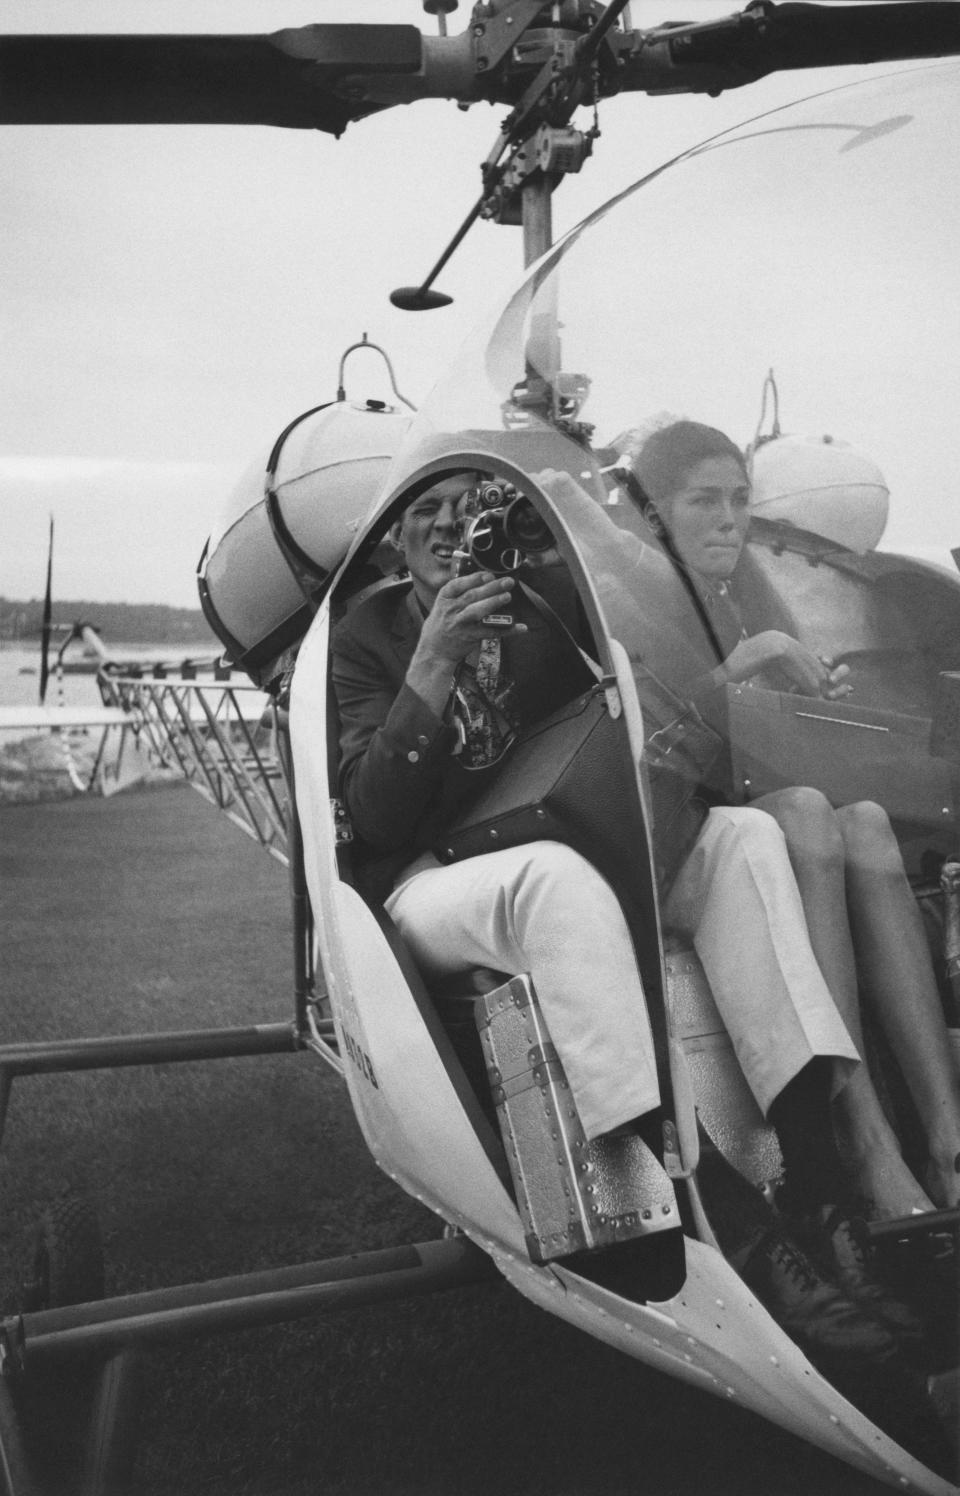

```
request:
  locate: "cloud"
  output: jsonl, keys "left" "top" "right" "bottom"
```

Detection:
{"left": 1, "top": 456, "right": 238, "bottom": 607}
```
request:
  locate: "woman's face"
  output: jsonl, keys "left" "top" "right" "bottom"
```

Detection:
{"left": 659, "top": 455, "right": 751, "bottom": 580}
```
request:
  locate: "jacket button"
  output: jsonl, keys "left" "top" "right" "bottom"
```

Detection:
{"left": 407, "top": 750, "right": 420, "bottom": 763}
{"left": 417, "top": 733, "right": 429, "bottom": 747}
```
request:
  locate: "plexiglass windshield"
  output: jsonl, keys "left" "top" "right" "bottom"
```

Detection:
{"left": 392, "top": 62, "right": 960, "bottom": 893}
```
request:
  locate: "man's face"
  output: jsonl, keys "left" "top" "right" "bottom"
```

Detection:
{"left": 397, "top": 478, "right": 471, "bottom": 606}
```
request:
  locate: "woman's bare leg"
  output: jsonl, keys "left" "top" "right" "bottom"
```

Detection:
{"left": 836, "top": 801, "right": 960, "bottom": 1208}
{"left": 754, "top": 787, "right": 934, "bottom": 1216}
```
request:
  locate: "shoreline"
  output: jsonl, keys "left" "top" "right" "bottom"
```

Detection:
{"left": 0, "top": 728, "right": 174, "bottom": 805}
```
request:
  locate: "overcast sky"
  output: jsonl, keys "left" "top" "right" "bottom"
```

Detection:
{"left": 1, "top": 2, "right": 884, "bottom": 606}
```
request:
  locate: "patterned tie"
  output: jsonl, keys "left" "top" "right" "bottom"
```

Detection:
{"left": 452, "top": 636, "right": 516, "bottom": 768}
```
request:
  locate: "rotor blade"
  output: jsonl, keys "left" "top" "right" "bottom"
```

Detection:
{"left": 620, "top": 2, "right": 960, "bottom": 96}
{"left": 0, "top": 26, "right": 423, "bottom": 130}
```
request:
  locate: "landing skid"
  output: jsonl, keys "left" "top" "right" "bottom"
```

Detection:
{"left": 0, "top": 1235, "right": 498, "bottom": 1496}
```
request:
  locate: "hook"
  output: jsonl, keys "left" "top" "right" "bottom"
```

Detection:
{"left": 336, "top": 333, "right": 417, "bottom": 410}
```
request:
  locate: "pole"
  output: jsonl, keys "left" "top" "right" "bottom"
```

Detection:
{"left": 521, "top": 174, "right": 561, "bottom": 392}
{"left": 521, "top": 172, "right": 553, "bottom": 268}
{"left": 38, "top": 517, "right": 53, "bottom": 706}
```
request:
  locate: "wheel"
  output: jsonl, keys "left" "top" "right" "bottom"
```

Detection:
{"left": 14, "top": 1187, "right": 138, "bottom": 1496}
{"left": 21, "top": 1187, "right": 104, "bottom": 1314}
{"left": 14, "top": 1187, "right": 105, "bottom": 1489}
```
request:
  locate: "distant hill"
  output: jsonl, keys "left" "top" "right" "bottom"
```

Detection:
{"left": 0, "top": 598, "right": 220, "bottom": 648}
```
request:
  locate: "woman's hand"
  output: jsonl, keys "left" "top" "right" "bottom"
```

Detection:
{"left": 722, "top": 631, "right": 852, "bottom": 699}
{"left": 817, "top": 656, "right": 853, "bottom": 700}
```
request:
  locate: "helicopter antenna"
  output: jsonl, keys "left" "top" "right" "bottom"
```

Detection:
{"left": 748, "top": 368, "right": 782, "bottom": 462}
{"left": 336, "top": 333, "right": 417, "bottom": 410}
{"left": 392, "top": 0, "right": 631, "bottom": 309}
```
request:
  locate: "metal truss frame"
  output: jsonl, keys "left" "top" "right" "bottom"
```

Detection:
{"left": 97, "top": 667, "right": 289, "bottom": 864}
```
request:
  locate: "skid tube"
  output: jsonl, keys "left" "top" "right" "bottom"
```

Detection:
{"left": 0, "top": 1238, "right": 498, "bottom": 1496}
{"left": 0, "top": 1017, "right": 497, "bottom": 1495}
{"left": 0, "top": 1236, "right": 499, "bottom": 1370}
{"left": 0, "top": 1022, "right": 306, "bottom": 1152}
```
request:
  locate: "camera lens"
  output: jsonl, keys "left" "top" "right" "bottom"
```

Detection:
{"left": 478, "top": 482, "right": 505, "bottom": 509}
{"left": 503, "top": 497, "right": 554, "bottom": 552}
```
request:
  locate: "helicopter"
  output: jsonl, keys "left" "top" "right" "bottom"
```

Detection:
{"left": 1, "top": 4, "right": 960, "bottom": 1494}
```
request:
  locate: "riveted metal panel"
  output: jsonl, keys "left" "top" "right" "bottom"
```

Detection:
{"left": 665, "top": 945, "right": 783, "bottom": 1190}
{"left": 478, "top": 976, "right": 678, "bottom": 1263}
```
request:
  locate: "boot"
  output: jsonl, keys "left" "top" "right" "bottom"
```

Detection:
{"left": 780, "top": 1193, "right": 927, "bottom": 1364}
{"left": 734, "top": 1225, "right": 954, "bottom": 1479}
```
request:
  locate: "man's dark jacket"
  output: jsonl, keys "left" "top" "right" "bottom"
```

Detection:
{"left": 332, "top": 575, "right": 593, "bottom": 902}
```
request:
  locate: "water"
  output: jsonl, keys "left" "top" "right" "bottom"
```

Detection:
{"left": 0, "top": 642, "right": 220, "bottom": 737}
{"left": 0, "top": 641, "right": 232, "bottom": 801}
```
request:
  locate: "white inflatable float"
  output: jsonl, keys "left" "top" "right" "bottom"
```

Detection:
{"left": 750, "top": 431, "right": 890, "bottom": 554}
{"left": 198, "top": 395, "right": 412, "bottom": 684}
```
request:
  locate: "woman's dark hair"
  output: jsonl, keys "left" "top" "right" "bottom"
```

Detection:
{"left": 628, "top": 420, "right": 748, "bottom": 515}
{"left": 625, "top": 418, "right": 797, "bottom": 640}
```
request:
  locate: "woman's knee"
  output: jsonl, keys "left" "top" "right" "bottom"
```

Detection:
{"left": 764, "top": 784, "right": 830, "bottom": 818}
{"left": 711, "top": 804, "right": 790, "bottom": 862}
{"left": 836, "top": 800, "right": 899, "bottom": 867}
{"left": 755, "top": 786, "right": 845, "bottom": 867}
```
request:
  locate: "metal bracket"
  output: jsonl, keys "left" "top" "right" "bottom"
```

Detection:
{"left": 469, "top": 0, "right": 550, "bottom": 81}
{"left": 600, "top": 676, "right": 622, "bottom": 720}
{"left": 331, "top": 798, "right": 354, "bottom": 845}
{"left": 484, "top": 121, "right": 594, "bottom": 222}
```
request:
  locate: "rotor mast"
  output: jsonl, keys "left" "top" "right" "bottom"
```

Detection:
{"left": 392, "top": 0, "right": 609, "bottom": 308}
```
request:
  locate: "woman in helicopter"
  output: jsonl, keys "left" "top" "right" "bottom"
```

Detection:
{"left": 616, "top": 417, "right": 960, "bottom": 1217}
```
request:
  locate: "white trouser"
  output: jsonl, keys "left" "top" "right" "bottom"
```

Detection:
{"left": 664, "top": 804, "right": 860, "bottom": 1116}
{"left": 387, "top": 807, "right": 860, "bottom": 1141}
{"left": 386, "top": 842, "right": 660, "bottom": 1140}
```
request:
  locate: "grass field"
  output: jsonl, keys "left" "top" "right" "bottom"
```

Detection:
{"left": 0, "top": 784, "right": 892, "bottom": 1495}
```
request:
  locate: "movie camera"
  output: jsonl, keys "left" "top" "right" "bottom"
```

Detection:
{"left": 454, "top": 480, "right": 555, "bottom": 577}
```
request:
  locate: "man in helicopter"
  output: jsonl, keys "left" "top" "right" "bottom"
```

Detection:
{"left": 330, "top": 469, "right": 950, "bottom": 1462}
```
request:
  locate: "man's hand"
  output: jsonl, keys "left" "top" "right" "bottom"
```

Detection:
{"left": 419, "top": 572, "right": 523, "bottom": 663}
{"left": 406, "top": 572, "right": 526, "bottom": 716}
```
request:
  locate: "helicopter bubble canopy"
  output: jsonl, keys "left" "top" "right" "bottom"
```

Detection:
{"left": 385, "top": 60, "right": 958, "bottom": 547}
{"left": 370, "top": 61, "right": 960, "bottom": 889}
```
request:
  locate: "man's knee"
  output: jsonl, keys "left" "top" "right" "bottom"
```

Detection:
{"left": 513, "top": 839, "right": 610, "bottom": 893}
{"left": 510, "top": 841, "right": 623, "bottom": 925}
